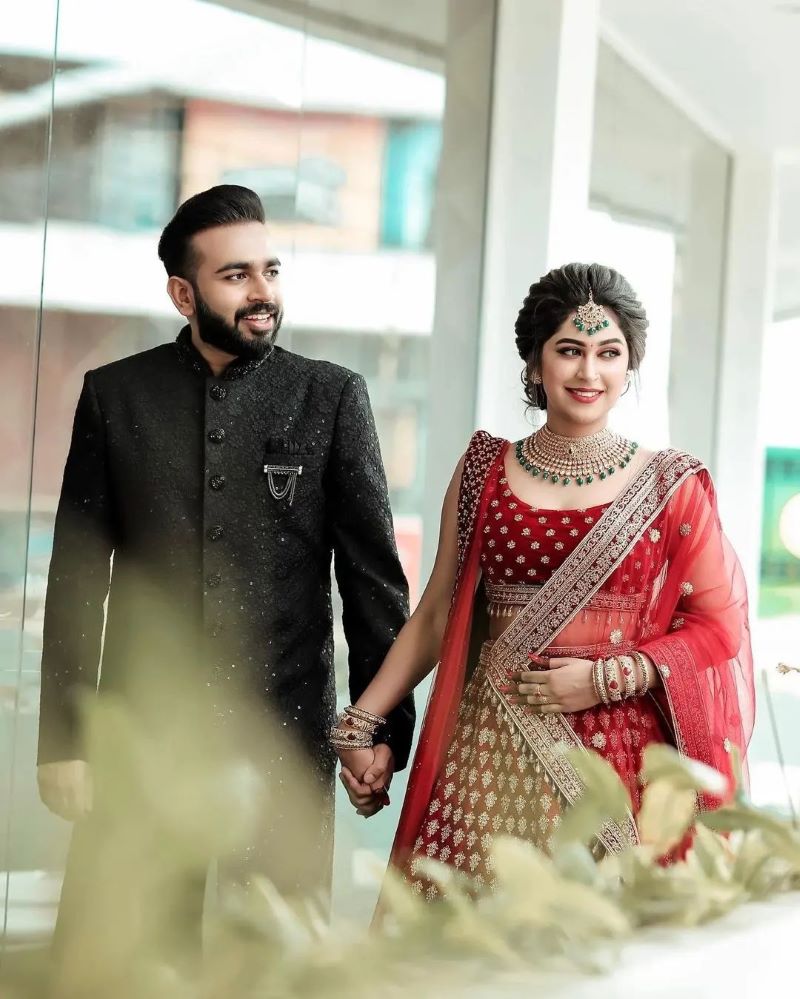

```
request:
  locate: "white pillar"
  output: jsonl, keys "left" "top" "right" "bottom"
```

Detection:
{"left": 713, "top": 152, "right": 778, "bottom": 592}
{"left": 422, "top": 0, "right": 497, "bottom": 574}
{"left": 476, "top": 0, "right": 600, "bottom": 440}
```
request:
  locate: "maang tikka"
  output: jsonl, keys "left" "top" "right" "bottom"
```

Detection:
{"left": 573, "top": 289, "right": 610, "bottom": 336}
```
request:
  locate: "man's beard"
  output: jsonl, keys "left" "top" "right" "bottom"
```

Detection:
{"left": 194, "top": 290, "right": 282, "bottom": 361}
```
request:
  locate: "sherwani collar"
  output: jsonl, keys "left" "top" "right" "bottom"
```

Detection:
{"left": 174, "top": 325, "right": 275, "bottom": 381}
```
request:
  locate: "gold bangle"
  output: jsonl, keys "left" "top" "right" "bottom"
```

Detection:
{"left": 344, "top": 705, "right": 387, "bottom": 726}
{"left": 634, "top": 652, "right": 652, "bottom": 693}
{"left": 604, "top": 657, "right": 622, "bottom": 703}
{"left": 336, "top": 712, "right": 374, "bottom": 734}
{"left": 620, "top": 655, "right": 637, "bottom": 699}
{"left": 593, "top": 657, "right": 610, "bottom": 706}
{"left": 329, "top": 726, "right": 374, "bottom": 749}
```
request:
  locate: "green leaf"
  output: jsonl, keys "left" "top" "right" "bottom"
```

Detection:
{"left": 637, "top": 780, "right": 695, "bottom": 854}
{"left": 641, "top": 743, "right": 727, "bottom": 797}
{"left": 553, "top": 749, "right": 632, "bottom": 849}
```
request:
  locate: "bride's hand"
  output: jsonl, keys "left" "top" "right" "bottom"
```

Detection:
{"left": 335, "top": 747, "right": 375, "bottom": 783}
{"left": 506, "top": 654, "right": 599, "bottom": 713}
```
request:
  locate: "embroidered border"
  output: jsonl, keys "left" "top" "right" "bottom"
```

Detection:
{"left": 485, "top": 581, "right": 646, "bottom": 614}
{"left": 456, "top": 432, "right": 506, "bottom": 577}
{"left": 485, "top": 449, "right": 703, "bottom": 846}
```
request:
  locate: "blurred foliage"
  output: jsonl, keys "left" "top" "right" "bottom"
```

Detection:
{"left": 9, "top": 696, "right": 800, "bottom": 999}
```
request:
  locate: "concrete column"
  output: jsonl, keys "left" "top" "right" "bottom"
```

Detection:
{"left": 476, "top": 0, "right": 600, "bottom": 440}
{"left": 713, "top": 153, "right": 778, "bottom": 592}
{"left": 421, "top": 0, "right": 497, "bottom": 573}
{"left": 667, "top": 145, "right": 730, "bottom": 465}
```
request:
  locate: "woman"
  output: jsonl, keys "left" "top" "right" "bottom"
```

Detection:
{"left": 332, "top": 262, "right": 754, "bottom": 897}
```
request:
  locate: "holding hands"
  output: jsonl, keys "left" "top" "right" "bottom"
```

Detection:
{"left": 330, "top": 704, "right": 394, "bottom": 818}
{"left": 337, "top": 743, "right": 395, "bottom": 818}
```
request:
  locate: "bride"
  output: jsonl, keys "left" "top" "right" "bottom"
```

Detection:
{"left": 332, "top": 262, "right": 754, "bottom": 897}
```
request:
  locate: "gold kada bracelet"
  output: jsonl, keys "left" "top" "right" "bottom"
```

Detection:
{"left": 329, "top": 704, "right": 388, "bottom": 750}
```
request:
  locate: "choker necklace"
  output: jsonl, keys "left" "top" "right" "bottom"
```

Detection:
{"left": 515, "top": 425, "right": 638, "bottom": 486}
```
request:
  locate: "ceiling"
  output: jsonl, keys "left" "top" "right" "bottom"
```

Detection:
{"left": 601, "top": 0, "right": 800, "bottom": 153}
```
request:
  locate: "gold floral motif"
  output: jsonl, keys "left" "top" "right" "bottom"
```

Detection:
{"left": 658, "top": 664, "right": 671, "bottom": 679}
{"left": 671, "top": 617, "right": 685, "bottom": 631}
{"left": 680, "top": 581, "right": 694, "bottom": 597}
{"left": 610, "top": 629, "right": 624, "bottom": 645}
{"left": 590, "top": 732, "right": 607, "bottom": 749}
{"left": 649, "top": 528, "right": 661, "bottom": 543}
{"left": 723, "top": 737, "right": 732, "bottom": 753}
{"left": 522, "top": 527, "right": 531, "bottom": 537}
{"left": 680, "top": 522, "right": 692, "bottom": 537}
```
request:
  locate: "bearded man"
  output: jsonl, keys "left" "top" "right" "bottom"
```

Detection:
{"left": 37, "top": 185, "right": 413, "bottom": 958}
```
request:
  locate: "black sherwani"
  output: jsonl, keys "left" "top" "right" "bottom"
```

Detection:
{"left": 40, "top": 328, "right": 414, "bottom": 912}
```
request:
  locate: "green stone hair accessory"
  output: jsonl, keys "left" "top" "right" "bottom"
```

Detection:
{"left": 573, "top": 289, "right": 611, "bottom": 335}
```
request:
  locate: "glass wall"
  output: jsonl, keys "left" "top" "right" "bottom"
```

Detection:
{"left": 1, "top": 0, "right": 455, "bottom": 946}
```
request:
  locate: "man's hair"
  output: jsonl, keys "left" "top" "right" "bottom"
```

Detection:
{"left": 157, "top": 184, "right": 266, "bottom": 279}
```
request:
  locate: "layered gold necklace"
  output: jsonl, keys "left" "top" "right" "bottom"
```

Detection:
{"left": 515, "top": 425, "right": 638, "bottom": 486}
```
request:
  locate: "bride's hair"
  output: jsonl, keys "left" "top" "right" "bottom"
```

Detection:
{"left": 515, "top": 262, "right": 648, "bottom": 410}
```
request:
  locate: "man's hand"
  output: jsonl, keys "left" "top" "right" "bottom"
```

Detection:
{"left": 37, "top": 760, "right": 93, "bottom": 821}
{"left": 362, "top": 743, "right": 394, "bottom": 796}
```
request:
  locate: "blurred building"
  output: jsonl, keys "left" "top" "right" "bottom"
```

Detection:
{"left": 2, "top": 0, "right": 799, "bottom": 943}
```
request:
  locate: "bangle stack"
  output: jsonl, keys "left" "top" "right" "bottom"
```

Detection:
{"left": 592, "top": 651, "right": 654, "bottom": 707}
{"left": 329, "top": 705, "right": 387, "bottom": 751}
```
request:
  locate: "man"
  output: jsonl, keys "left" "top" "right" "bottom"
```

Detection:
{"left": 37, "top": 185, "right": 414, "bottom": 949}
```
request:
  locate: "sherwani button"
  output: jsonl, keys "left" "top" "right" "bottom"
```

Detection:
{"left": 208, "top": 428, "right": 226, "bottom": 443}
{"left": 207, "top": 525, "right": 225, "bottom": 541}
{"left": 209, "top": 475, "right": 226, "bottom": 491}
{"left": 210, "top": 385, "right": 227, "bottom": 401}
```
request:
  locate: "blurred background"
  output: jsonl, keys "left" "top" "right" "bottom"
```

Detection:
{"left": 2, "top": 0, "right": 800, "bottom": 950}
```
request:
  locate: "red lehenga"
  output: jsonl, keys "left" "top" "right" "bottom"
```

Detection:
{"left": 386, "top": 432, "right": 754, "bottom": 899}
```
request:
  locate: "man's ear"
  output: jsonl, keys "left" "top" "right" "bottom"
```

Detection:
{"left": 166, "top": 276, "right": 195, "bottom": 318}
